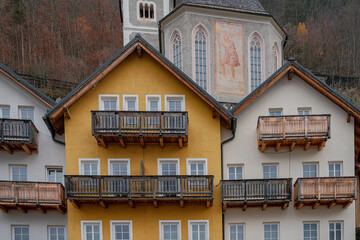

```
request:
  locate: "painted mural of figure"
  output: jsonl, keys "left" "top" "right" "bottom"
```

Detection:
{"left": 219, "top": 34, "right": 240, "bottom": 80}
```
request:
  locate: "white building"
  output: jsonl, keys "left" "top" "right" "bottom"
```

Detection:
{"left": 222, "top": 60, "right": 359, "bottom": 240}
{"left": 0, "top": 63, "right": 67, "bottom": 240}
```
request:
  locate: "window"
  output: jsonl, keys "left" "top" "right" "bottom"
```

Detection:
{"left": 171, "top": 31, "right": 182, "bottom": 70}
{"left": 99, "top": 95, "right": 119, "bottom": 111}
{"left": 303, "top": 222, "right": 318, "bottom": 240}
{"left": 48, "top": 226, "right": 65, "bottom": 240}
{"left": 187, "top": 159, "right": 207, "bottom": 175}
{"left": 229, "top": 224, "right": 244, "bottom": 240}
{"left": 146, "top": 95, "right": 161, "bottom": 111}
{"left": 0, "top": 105, "right": 10, "bottom": 118}
{"left": 298, "top": 108, "right": 312, "bottom": 115}
{"left": 329, "top": 222, "right": 342, "bottom": 240}
{"left": 193, "top": 25, "right": 208, "bottom": 91}
{"left": 139, "top": 2, "right": 155, "bottom": 20}
{"left": 158, "top": 159, "right": 179, "bottom": 193}
{"left": 160, "top": 221, "right": 181, "bottom": 240}
{"left": 264, "top": 223, "right": 278, "bottom": 240}
{"left": 81, "top": 221, "right": 102, "bottom": 240}
{"left": 47, "top": 167, "right": 63, "bottom": 184}
{"left": 303, "top": 163, "right": 318, "bottom": 178}
{"left": 80, "top": 159, "right": 100, "bottom": 175}
{"left": 111, "top": 221, "right": 132, "bottom": 240}
{"left": 249, "top": 32, "right": 264, "bottom": 91}
{"left": 10, "top": 165, "right": 27, "bottom": 181}
{"left": 19, "top": 107, "right": 34, "bottom": 122}
{"left": 272, "top": 42, "right": 280, "bottom": 72}
{"left": 228, "top": 165, "right": 243, "bottom": 180}
{"left": 12, "top": 226, "right": 29, "bottom": 240}
{"left": 123, "top": 95, "right": 138, "bottom": 111}
{"left": 329, "top": 163, "right": 342, "bottom": 177}
{"left": 165, "top": 95, "right": 185, "bottom": 111}
{"left": 269, "top": 108, "right": 282, "bottom": 116}
{"left": 108, "top": 159, "right": 130, "bottom": 175}
{"left": 189, "top": 221, "right": 209, "bottom": 240}
{"left": 263, "top": 165, "right": 278, "bottom": 179}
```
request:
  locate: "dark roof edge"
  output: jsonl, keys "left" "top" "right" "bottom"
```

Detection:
{"left": 0, "top": 62, "right": 55, "bottom": 106}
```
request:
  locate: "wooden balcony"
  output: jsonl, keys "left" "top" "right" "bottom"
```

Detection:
{"left": 257, "top": 115, "right": 330, "bottom": 152}
{"left": 0, "top": 119, "right": 38, "bottom": 155}
{"left": 0, "top": 181, "right": 66, "bottom": 214}
{"left": 65, "top": 175, "right": 213, "bottom": 208}
{"left": 91, "top": 111, "right": 188, "bottom": 148}
{"left": 294, "top": 177, "right": 357, "bottom": 209}
{"left": 221, "top": 178, "right": 292, "bottom": 211}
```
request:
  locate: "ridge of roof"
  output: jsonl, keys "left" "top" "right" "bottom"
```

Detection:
{"left": 0, "top": 62, "right": 55, "bottom": 107}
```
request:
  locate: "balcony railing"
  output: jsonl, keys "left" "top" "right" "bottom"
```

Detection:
{"left": 0, "top": 119, "right": 38, "bottom": 154}
{"left": 294, "top": 177, "right": 357, "bottom": 209}
{"left": 65, "top": 175, "right": 213, "bottom": 208}
{"left": 221, "top": 178, "right": 292, "bottom": 211}
{"left": 0, "top": 181, "right": 66, "bottom": 214}
{"left": 257, "top": 115, "right": 330, "bottom": 152}
{"left": 91, "top": 111, "right": 188, "bottom": 148}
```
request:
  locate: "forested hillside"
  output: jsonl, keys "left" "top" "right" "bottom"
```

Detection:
{"left": 0, "top": 0, "right": 359, "bottom": 104}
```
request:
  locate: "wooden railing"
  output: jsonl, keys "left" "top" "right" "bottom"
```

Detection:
{"left": 294, "top": 177, "right": 357, "bottom": 203}
{"left": 0, "top": 119, "right": 38, "bottom": 145}
{"left": 221, "top": 178, "right": 292, "bottom": 202}
{"left": 91, "top": 111, "right": 188, "bottom": 136}
{"left": 258, "top": 115, "right": 331, "bottom": 140}
{"left": 0, "top": 181, "right": 66, "bottom": 213}
{"left": 65, "top": 175, "right": 213, "bottom": 200}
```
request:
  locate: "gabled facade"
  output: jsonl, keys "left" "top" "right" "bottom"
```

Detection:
{"left": 45, "top": 35, "right": 234, "bottom": 240}
{"left": 222, "top": 59, "right": 359, "bottom": 240}
{"left": 0, "top": 63, "right": 67, "bottom": 240}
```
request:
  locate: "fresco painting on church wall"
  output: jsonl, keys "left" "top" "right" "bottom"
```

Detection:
{"left": 214, "top": 21, "right": 246, "bottom": 97}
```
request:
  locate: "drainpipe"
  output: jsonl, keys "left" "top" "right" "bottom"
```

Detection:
{"left": 221, "top": 118, "right": 237, "bottom": 240}
{"left": 43, "top": 116, "right": 65, "bottom": 145}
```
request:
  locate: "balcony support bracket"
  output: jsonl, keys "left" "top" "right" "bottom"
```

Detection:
{"left": 159, "top": 137, "right": 164, "bottom": 148}
{"left": 0, "top": 205, "right": 8, "bottom": 213}
{"left": 70, "top": 200, "right": 80, "bottom": 209}
{"left": 282, "top": 202, "right": 288, "bottom": 210}
{"left": 343, "top": 199, "right": 353, "bottom": 209}
{"left": 178, "top": 137, "right": 183, "bottom": 149}
{"left": 180, "top": 199, "right": 184, "bottom": 208}
{"left": 206, "top": 199, "right": 211, "bottom": 208}
{"left": 56, "top": 205, "right": 66, "bottom": 214}
{"left": 304, "top": 139, "right": 311, "bottom": 151}
{"left": 242, "top": 203, "right": 247, "bottom": 211}
{"left": 119, "top": 136, "right": 126, "bottom": 148}
{"left": 223, "top": 203, "right": 227, "bottom": 212}
{"left": 260, "top": 141, "right": 266, "bottom": 152}
{"left": 262, "top": 202, "right": 267, "bottom": 211}
{"left": 2, "top": 143, "right": 13, "bottom": 154}
{"left": 98, "top": 136, "right": 107, "bottom": 149}
{"left": 36, "top": 205, "right": 47, "bottom": 214}
{"left": 296, "top": 202, "right": 304, "bottom": 210}
{"left": 16, "top": 204, "right": 27, "bottom": 214}
{"left": 275, "top": 141, "right": 281, "bottom": 152}
{"left": 128, "top": 200, "right": 135, "bottom": 208}
{"left": 99, "top": 200, "right": 108, "bottom": 209}
{"left": 328, "top": 201, "right": 336, "bottom": 209}
{"left": 140, "top": 137, "right": 145, "bottom": 148}
{"left": 318, "top": 140, "right": 326, "bottom": 151}
{"left": 312, "top": 201, "right": 320, "bottom": 209}
{"left": 21, "top": 144, "right": 32, "bottom": 155}
{"left": 289, "top": 140, "right": 296, "bottom": 152}
{"left": 153, "top": 200, "right": 159, "bottom": 208}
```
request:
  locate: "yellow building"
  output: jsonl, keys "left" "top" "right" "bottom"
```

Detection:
{"left": 45, "top": 35, "right": 234, "bottom": 240}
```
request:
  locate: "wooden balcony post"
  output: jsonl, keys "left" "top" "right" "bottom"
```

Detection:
{"left": 304, "top": 116, "right": 308, "bottom": 138}
{"left": 282, "top": 116, "right": 286, "bottom": 139}
{"left": 0, "top": 120, "right": 3, "bottom": 142}
{"left": 35, "top": 183, "right": 39, "bottom": 205}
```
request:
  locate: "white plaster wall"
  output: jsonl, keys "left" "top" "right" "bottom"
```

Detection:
{"left": 0, "top": 72, "right": 67, "bottom": 239}
{"left": 222, "top": 74, "right": 355, "bottom": 239}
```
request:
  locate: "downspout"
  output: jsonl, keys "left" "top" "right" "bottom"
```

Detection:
{"left": 221, "top": 118, "right": 237, "bottom": 240}
{"left": 43, "top": 116, "right": 65, "bottom": 145}
{"left": 158, "top": 22, "right": 163, "bottom": 54}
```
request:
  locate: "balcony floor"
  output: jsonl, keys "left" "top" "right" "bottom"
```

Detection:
{"left": 0, "top": 142, "right": 38, "bottom": 155}
{"left": 223, "top": 200, "right": 290, "bottom": 211}
{"left": 258, "top": 137, "right": 327, "bottom": 152}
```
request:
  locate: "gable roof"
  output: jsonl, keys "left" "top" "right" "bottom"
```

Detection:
{"left": 231, "top": 59, "right": 360, "bottom": 162}
{"left": 0, "top": 62, "right": 55, "bottom": 107}
{"left": 44, "top": 34, "right": 234, "bottom": 135}
{"left": 176, "top": 0, "right": 267, "bottom": 14}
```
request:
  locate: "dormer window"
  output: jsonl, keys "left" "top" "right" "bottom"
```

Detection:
{"left": 139, "top": 1, "right": 155, "bottom": 20}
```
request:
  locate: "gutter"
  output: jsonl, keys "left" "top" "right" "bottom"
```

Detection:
{"left": 43, "top": 116, "right": 65, "bottom": 145}
{"left": 220, "top": 118, "right": 237, "bottom": 240}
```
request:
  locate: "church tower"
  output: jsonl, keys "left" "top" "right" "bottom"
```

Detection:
{"left": 120, "top": 0, "right": 177, "bottom": 48}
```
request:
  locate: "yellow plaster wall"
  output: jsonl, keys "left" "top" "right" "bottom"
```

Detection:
{"left": 65, "top": 52, "right": 223, "bottom": 239}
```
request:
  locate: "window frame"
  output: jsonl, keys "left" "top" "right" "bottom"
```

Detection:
{"left": 269, "top": 108, "right": 283, "bottom": 116}
{"left": 328, "top": 162, "right": 343, "bottom": 177}
{"left": 18, "top": 106, "right": 35, "bottom": 123}
{"left": 12, "top": 225, "right": 30, "bottom": 240}
{"left": 81, "top": 221, "right": 103, "bottom": 240}
{"left": 46, "top": 166, "right": 64, "bottom": 184}
{"left": 302, "top": 163, "right": 319, "bottom": 178}
{"left": 303, "top": 221, "right": 319, "bottom": 240}
{"left": 188, "top": 220, "right": 209, "bottom": 240}
{"left": 169, "top": 29, "right": 183, "bottom": 70}
{"left": 263, "top": 223, "right": 279, "bottom": 240}
{"left": 110, "top": 220, "right": 133, "bottom": 240}
{"left": 229, "top": 224, "right": 245, "bottom": 240}
{"left": 48, "top": 225, "right": 66, "bottom": 240}
{"left": 165, "top": 95, "right": 185, "bottom": 111}
{"left": 262, "top": 164, "right": 278, "bottom": 179}
{"left": 329, "top": 221, "right": 342, "bottom": 240}
{"left": 99, "top": 95, "right": 120, "bottom": 111}
{"left": 158, "top": 158, "right": 180, "bottom": 175}
{"left": 159, "top": 220, "right": 181, "bottom": 240}
{"left": 0, "top": 105, "right": 10, "bottom": 118}
{"left": 248, "top": 32, "right": 265, "bottom": 92}
{"left": 186, "top": 158, "right": 208, "bottom": 175}
{"left": 137, "top": 1, "right": 156, "bottom": 21}
{"left": 108, "top": 159, "right": 130, "bottom": 176}
{"left": 123, "top": 95, "right": 139, "bottom": 111}
{"left": 79, "top": 159, "right": 100, "bottom": 175}
{"left": 227, "top": 165, "right": 244, "bottom": 180}
{"left": 10, "top": 165, "right": 27, "bottom": 181}
{"left": 146, "top": 95, "right": 161, "bottom": 111}
{"left": 298, "top": 107, "right": 312, "bottom": 115}
{"left": 272, "top": 41, "right": 281, "bottom": 72}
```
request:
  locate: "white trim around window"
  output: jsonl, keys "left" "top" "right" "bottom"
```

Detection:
{"left": 158, "top": 158, "right": 180, "bottom": 175}
{"left": 12, "top": 225, "right": 30, "bottom": 240}
{"left": 229, "top": 223, "right": 245, "bottom": 240}
{"left": 81, "top": 221, "right": 103, "bottom": 240}
{"left": 79, "top": 159, "right": 100, "bottom": 175}
{"left": 99, "top": 95, "right": 120, "bottom": 111}
{"left": 165, "top": 95, "right": 185, "bottom": 111}
{"left": 188, "top": 220, "right": 209, "bottom": 240}
{"left": 328, "top": 162, "right": 343, "bottom": 177}
{"left": 123, "top": 95, "right": 139, "bottom": 111}
{"left": 303, "top": 221, "right": 319, "bottom": 240}
{"left": 48, "top": 225, "right": 66, "bottom": 240}
{"left": 110, "top": 221, "right": 133, "bottom": 240}
{"left": 146, "top": 95, "right": 161, "bottom": 111}
{"left": 108, "top": 159, "right": 130, "bottom": 175}
{"left": 186, "top": 158, "right": 208, "bottom": 175}
{"left": 46, "top": 166, "right": 64, "bottom": 184}
{"left": 227, "top": 164, "right": 244, "bottom": 180}
{"left": 159, "top": 220, "right": 181, "bottom": 240}
{"left": 263, "top": 222, "right": 279, "bottom": 240}
{"left": 302, "top": 162, "right": 319, "bottom": 178}
{"left": 329, "top": 221, "right": 343, "bottom": 240}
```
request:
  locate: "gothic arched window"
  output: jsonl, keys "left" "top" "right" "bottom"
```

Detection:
{"left": 193, "top": 25, "right": 208, "bottom": 91}
{"left": 171, "top": 31, "right": 182, "bottom": 70}
{"left": 249, "top": 32, "right": 264, "bottom": 91}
